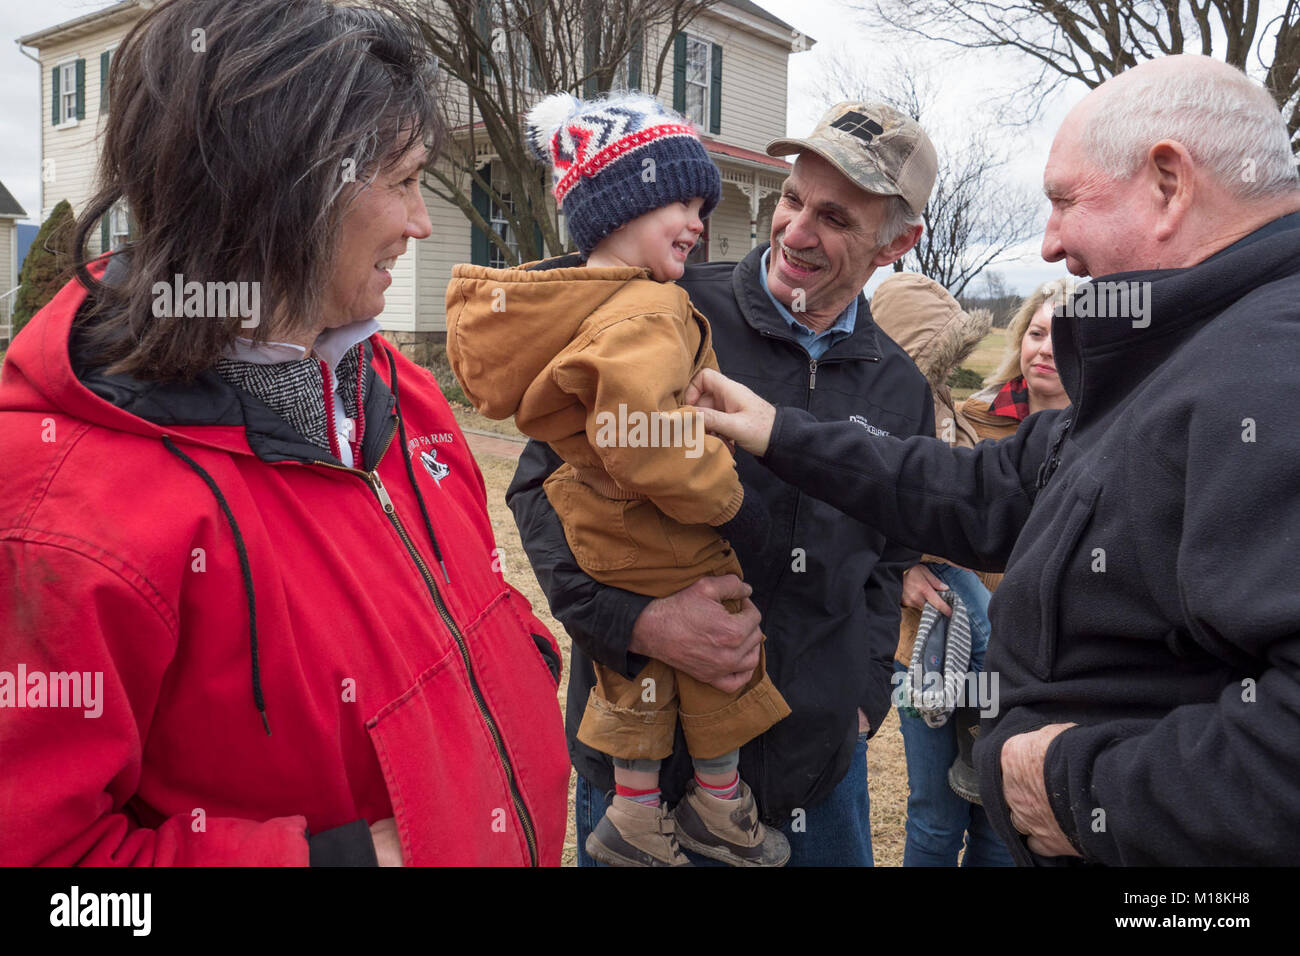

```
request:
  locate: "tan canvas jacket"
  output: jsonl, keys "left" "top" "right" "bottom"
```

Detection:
{"left": 446, "top": 260, "right": 744, "bottom": 579}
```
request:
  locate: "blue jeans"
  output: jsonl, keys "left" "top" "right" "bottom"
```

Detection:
{"left": 931, "top": 562, "right": 991, "bottom": 671}
{"left": 575, "top": 731, "right": 874, "bottom": 866}
{"left": 894, "top": 563, "right": 1013, "bottom": 866}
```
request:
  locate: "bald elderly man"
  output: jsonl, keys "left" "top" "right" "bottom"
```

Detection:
{"left": 689, "top": 54, "right": 1300, "bottom": 865}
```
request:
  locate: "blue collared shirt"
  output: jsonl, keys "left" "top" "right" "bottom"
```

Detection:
{"left": 759, "top": 248, "right": 858, "bottom": 360}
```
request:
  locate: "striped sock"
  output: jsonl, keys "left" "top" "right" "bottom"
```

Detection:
{"left": 615, "top": 784, "right": 661, "bottom": 807}
{"left": 694, "top": 772, "right": 740, "bottom": 801}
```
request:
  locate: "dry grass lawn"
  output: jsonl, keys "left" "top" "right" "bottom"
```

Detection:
{"left": 470, "top": 430, "right": 910, "bottom": 867}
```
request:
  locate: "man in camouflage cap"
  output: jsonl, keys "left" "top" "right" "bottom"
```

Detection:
{"left": 510, "top": 99, "right": 942, "bottom": 865}
{"left": 762, "top": 100, "right": 938, "bottom": 334}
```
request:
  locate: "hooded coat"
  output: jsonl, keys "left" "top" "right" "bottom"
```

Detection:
{"left": 0, "top": 260, "right": 571, "bottom": 866}
{"left": 445, "top": 258, "right": 746, "bottom": 586}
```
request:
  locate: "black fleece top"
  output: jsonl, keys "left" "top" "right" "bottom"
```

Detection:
{"left": 763, "top": 211, "right": 1300, "bottom": 865}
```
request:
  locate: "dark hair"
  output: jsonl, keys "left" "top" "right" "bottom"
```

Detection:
{"left": 73, "top": 0, "right": 443, "bottom": 380}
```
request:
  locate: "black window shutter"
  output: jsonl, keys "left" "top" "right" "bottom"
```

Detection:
{"left": 51, "top": 66, "right": 60, "bottom": 125}
{"left": 100, "top": 214, "right": 109, "bottom": 254}
{"left": 672, "top": 33, "right": 686, "bottom": 113}
{"left": 709, "top": 44, "right": 722, "bottom": 134}
{"left": 475, "top": 0, "right": 491, "bottom": 76}
{"left": 627, "top": 22, "right": 643, "bottom": 90}
{"left": 528, "top": 41, "right": 542, "bottom": 90}
{"left": 583, "top": 23, "right": 599, "bottom": 97}
{"left": 100, "top": 50, "right": 111, "bottom": 113}
{"left": 471, "top": 166, "right": 491, "bottom": 266}
{"left": 75, "top": 59, "right": 85, "bottom": 120}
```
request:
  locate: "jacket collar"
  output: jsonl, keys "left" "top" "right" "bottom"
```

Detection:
{"left": 66, "top": 256, "right": 397, "bottom": 469}
{"left": 1053, "top": 218, "right": 1300, "bottom": 425}
{"left": 730, "top": 243, "right": 882, "bottom": 361}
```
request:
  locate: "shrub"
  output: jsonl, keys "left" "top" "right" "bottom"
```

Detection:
{"left": 425, "top": 346, "right": 468, "bottom": 406}
{"left": 947, "top": 366, "right": 984, "bottom": 390}
{"left": 12, "top": 200, "right": 75, "bottom": 336}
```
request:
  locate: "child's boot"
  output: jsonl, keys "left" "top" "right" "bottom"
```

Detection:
{"left": 674, "top": 778, "right": 790, "bottom": 866}
{"left": 585, "top": 796, "right": 692, "bottom": 867}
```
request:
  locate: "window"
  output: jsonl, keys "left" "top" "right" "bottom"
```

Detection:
{"left": 108, "top": 201, "right": 130, "bottom": 250}
{"left": 60, "top": 62, "right": 77, "bottom": 124}
{"left": 52, "top": 58, "right": 85, "bottom": 126}
{"left": 673, "top": 34, "right": 721, "bottom": 134}
{"left": 100, "top": 199, "right": 131, "bottom": 253}
{"left": 487, "top": 172, "right": 519, "bottom": 269}
{"left": 472, "top": 162, "right": 544, "bottom": 267}
{"left": 484, "top": 0, "right": 541, "bottom": 91}
{"left": 683, "top": 36, "right": 710, "bottom": 129}
{"left": 609, "top": 22, "right": 643, "bottom": 91}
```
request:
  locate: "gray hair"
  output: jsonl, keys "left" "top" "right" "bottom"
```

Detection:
{"left": 73, "top": 0, "right": 443, "bottom": 381}
{"left": 1083, "top": 60, "right": 1298, "bottom": 202}
{"left": 876, "top": 194, "right": 924, "bottom": 246}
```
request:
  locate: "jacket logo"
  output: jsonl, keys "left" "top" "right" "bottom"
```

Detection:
{"left": 849, "top": 414, "right": 889, "bottom": 437}
{"left": 420, "top": 449, "right": 450, "bottom": 485}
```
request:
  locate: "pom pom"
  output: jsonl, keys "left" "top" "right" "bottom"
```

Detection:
{"left": 524, "top": 92, "right": 581, "bottom": 162}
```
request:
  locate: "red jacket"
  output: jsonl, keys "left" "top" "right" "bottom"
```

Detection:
{"left": 0, "top": 265, "right": 570, "bottom": 866}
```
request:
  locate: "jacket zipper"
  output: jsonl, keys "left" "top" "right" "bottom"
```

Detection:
{"left": 322, "top": 419, "right": 539, "bottom": 866}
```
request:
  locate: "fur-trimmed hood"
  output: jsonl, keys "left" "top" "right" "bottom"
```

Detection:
{"left": 869, "top": 273, "right": 992, "bottom": 389}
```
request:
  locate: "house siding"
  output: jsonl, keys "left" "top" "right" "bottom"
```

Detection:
{"left": 1, "top": 224, "right": 14, "bottom": 294}
{"left": 376, "top": 238, "right": 418, "bottom": 333}
{"left": 416, "top": 175, "right": 475, "bottom": 334}
{"left": 707, "top": 180, "right": 778, "bottom": 261}
{"left": 38, "top": 24, "right": 135, "bottom": 249}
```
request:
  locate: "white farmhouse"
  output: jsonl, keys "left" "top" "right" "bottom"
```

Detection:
{"left": 18, "top": 0, "right": 812, "bottom": 361}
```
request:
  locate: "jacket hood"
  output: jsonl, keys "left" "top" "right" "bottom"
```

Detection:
{"left": 869, "top": 273, "right": 991, "bottom": 388}
{"left": 0, "top": 257, "right": 227, "bottom": 448}
{"left": 444, "top": 258, "right": 649, "bottom": 419}
{"left": 0, "top": 254, "right": 395, "bottom": 468}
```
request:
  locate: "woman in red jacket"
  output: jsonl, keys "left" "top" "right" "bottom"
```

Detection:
{"left": 0, "top": 0, "right": 569, "bottom": 866}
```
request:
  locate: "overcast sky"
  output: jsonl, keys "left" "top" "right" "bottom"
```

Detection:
{"left": 1, "top": 0, "right": 1088, "bottom": 294}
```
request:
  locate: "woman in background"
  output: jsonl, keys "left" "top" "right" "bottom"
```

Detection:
{"left": 875, "top": 275, "right": 1072, "bottom": 867}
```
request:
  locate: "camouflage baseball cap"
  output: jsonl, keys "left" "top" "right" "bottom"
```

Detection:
{"left": 766, "top": 102, "right": 938, "bottom": 215}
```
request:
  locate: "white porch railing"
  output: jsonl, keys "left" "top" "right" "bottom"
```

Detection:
{"left": 0, "top": 286, "right": 20, "bottom": 349}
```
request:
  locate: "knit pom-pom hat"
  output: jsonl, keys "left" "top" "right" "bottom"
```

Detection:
{"left": 524, "top": 90, "right": 722, "bottom": 256}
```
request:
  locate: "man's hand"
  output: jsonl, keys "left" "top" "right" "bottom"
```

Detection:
{"left": 685, "top": 368, "right": 777, "bottom": 458}
{"left": 1001, "top": 723, "right": 1081, "bottom": 858}
{"left": 629, "top": 575, "right": 763, "bottom": 693}
{"left": 370, "top": 818, "right": 403, "bottom": 867}
{"left": 901, "top": 564, "right": 952, "bottom": 616}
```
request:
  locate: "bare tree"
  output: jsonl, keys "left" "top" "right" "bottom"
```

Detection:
{"left": 812, "top": 50, "right": 1041, "bottom": 297}
{"left": 868, "top": 0, "right": 1300, "bottom": 143}
{"left": 410, "top": 0, "right": 714, "bottom": 265}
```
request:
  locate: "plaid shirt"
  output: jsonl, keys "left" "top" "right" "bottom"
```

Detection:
{"left": 989, "top": 375, "right": 1031, "bottom": 421}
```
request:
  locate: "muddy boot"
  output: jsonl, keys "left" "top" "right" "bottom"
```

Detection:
{"left": 673, "top": 779, "right": 790, "bottom": 867}
{"left": 947, "top": 705, "right": 982, "bottom": 804}
{"left": 585, "top": 796, "right": 692, "bottom": 867}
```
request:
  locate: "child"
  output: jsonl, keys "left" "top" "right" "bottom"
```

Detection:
{"left": 445, "top": 92, "right": 791, "bottom": 867}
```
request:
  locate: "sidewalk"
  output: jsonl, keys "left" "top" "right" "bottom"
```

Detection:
{"left": 463, "top": 426, "right": 526, "bottom": 462}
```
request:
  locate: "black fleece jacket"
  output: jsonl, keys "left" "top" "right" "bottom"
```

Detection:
{"left": 507, "top": 243, "right": 933, "bottom": 824}
{"left": 761, "top": 212, "right": 1300, "bottom": 865}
